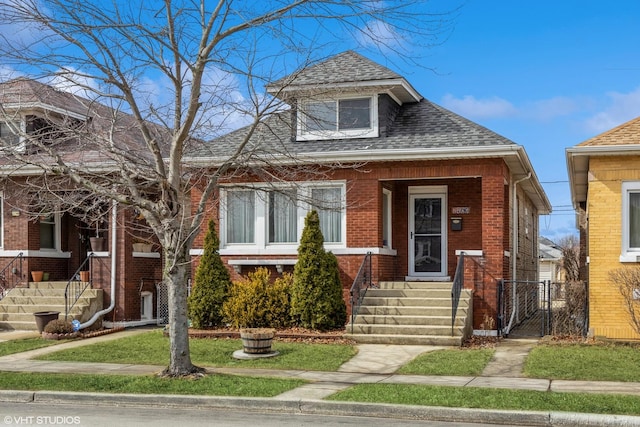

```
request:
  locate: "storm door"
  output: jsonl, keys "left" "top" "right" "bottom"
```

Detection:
{"left": 409, "top": 190, "right": 446, "bottom": 277}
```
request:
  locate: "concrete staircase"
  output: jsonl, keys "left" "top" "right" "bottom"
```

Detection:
{"left": 346, "top": 281, "right": 473, "bottom": 346}
{"left": 0, "top": 281, "right": 103, "bottom": 331}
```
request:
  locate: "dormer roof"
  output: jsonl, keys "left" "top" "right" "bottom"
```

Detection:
{"left": 267, "top": 51, "right": 422, "bottom": 105}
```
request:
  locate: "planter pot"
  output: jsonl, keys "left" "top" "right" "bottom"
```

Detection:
{"left": 240, "top": 328, "right": 275, "bottom": 354}
{"left": 31, "top": 271, "right": 43, "bottom": 282}
{"left": 34, "top": 311, "right": 60, "bottom": 333}
{"left": 89, "top": 237, "right": 104, "bottom": 252}
{"left": 79, "top": 271, "right": 90, "bottom": 282}
{"left": 42, "top": 272, "right": 50, "bottom": 281}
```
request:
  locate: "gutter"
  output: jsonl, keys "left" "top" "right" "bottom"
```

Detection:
{"left": 505, "top": 172, "right": 531, "bottom": 335}
{"left": 80, "top": 199, "right": 118, "bottom": 329}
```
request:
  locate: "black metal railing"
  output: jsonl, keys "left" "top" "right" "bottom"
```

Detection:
{"left": 451, "top": 252, "right": 465, "bottom": 336}
{"left": 349, "top": 252, "right": 372, "bottom": 333}
{"left": 0, "top": 252, "right": 23, "bottom": 300}
{"left": 65, "top": 254, "right": 93, "bottom": 319}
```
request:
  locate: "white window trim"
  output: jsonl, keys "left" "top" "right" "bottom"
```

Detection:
{"left": 0, "top": 118, "right": 26, "bottom": 153}
{"left": 382, "top": 188, "right": 392, "bottom": 249}
{"left": 220, "top": 181, "right": 347, "bottom": 255}
{"left": 297, "top": 95, "right": 378, "bottom": 141}
{"left": 621, "top": 181, "right": 640, "bottom": 262}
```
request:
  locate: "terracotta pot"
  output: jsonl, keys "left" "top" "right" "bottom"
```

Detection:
{"left": 79, "top": 271, "right": 90, "bottom": 282}
{"left": 31, "top": 271, "right": 43, "bottom": 282}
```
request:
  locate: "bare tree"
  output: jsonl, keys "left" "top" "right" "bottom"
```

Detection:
{"left": 0, "top": 0, "right": 455, "bottom": 377}
{"left": 609, "top": 267, "right": 640, "bottom": 337}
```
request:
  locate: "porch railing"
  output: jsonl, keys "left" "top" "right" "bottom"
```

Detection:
{"left": 451, "top": 252, "right": 465, "bottom": 336}
{"left": 349, "top": 251, "right": 372, "bottom": 333}
{"left": 0, "top": 252, "right": 23, "bottom": 301}
{"left": 65, "top": 254, "right": 93, "bottom": 319}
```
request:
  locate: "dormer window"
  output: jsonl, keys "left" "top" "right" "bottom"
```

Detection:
{"left": 0, "top": 121, "right": 21, "bottom": 147}
{"left": 298, "top": 95, "right": 378, "bottom": 141}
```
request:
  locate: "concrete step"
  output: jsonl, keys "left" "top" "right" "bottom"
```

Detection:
{"left": 365, "top": 289, "right": 453, "bottom": 298}
{"left": 354, "top": 314, "right": 466, "bottom": 327}
{"left": 356, "top": 305, "right": 468, "bottom": 317}
{"left": 28, "top": 281, "right": 80, "bottom": 290}
{"left": 1, "top": 296, "right": 94, "bottom": 306}
{"left": 344, "top": 333, "right": 463, "bottom": 346}
{"left": 378, "top": 281, "right": 453, "bottom": 290}
{"left": 361, "top": 297, "right": 469, "bottom": 307}
{"left": 348, "top": 323, "right": 464, "bottom": 337}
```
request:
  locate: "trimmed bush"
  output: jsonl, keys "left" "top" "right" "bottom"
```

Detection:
{"left": 291, "top": 210, "right": 346, "bottom": 331}
{"left": 188, "top": 219, "right": 231, "bottom": 329}
{"left": 43, "top": 319, "right": 74, "bottom": 334}
{"left": 222, "top": 267, "right": 293, "bottom": 329}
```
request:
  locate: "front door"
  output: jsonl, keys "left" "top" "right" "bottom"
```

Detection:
{"left": 409, "top": 189, "right": 446, "bottom": 277}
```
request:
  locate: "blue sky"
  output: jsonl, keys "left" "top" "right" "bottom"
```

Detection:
{"left": 388, "top": 1, "right": 640, "bottom": 241}
{"left": 2, "top": 1, "right": 638, "bottom": 242}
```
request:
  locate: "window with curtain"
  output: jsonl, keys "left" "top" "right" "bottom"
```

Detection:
{"left": 312, "top": 187, "right": 342, "bottom": 243}
{"left": 226, "top": 190, "right": 255, "bottom": 244}
{"left": 268, "top": 190, "right": 297, "bottom": 243}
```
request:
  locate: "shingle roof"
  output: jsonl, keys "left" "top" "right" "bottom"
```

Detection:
{"left": 268, "top": 51, "right": 402, "bottom": 89}
{"left": 577, "top": 115, "right": 640, "bottom": 147}
{"left": 191, "top": 97, "right": 516, "bottom": 159}
{"left": 0, "top": 78, "right": 90, "bottom": 117}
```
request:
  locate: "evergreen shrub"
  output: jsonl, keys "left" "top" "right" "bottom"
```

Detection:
{"left": 291, "top": 210, "right": 347, "bottom": 330}
{"left": 187, "top": 219, "right": 231, "bottom": 328}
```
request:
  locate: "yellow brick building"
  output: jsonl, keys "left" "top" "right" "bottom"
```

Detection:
{"left": 567, "top": 117, "right": 640, "bottom": 340}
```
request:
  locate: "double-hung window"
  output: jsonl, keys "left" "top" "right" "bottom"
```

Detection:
{"left": 226, "top": 190, "right": 255, "bottom": 244}
{"left": 621, "top": 182, "right": 640, "bottom": 261}
{"left": 268, "top": 190, "right": 297, "bottom": 244}
{"left": 221, "top": 183, "right": 345, "bottom": 251}
{"left": 0, "top": 121, "right": 21, "bottom": 147}
{"left": 39, "top": 213, "right": 60, "bottom": 250}
{"left": 299, "top": 96, "right": 377, "bottom": 140}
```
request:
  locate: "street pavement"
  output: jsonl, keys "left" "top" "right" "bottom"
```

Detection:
{"left": 0, "top": 329, "right": 639, "bottom": 426}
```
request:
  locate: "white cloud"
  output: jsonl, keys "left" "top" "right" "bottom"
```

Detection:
{"left": 48, "top": 68, "right": 101, "bottom": 100}
{"left": 356, "top": 19, "right": 404, "bottom": 50}
{"left": 0, "top": 65, "right": 22, "bottom": 82}
{"left": 441, "top": 94, "right": 517, "bottom": 119}
{"left": 584, "top": 86, "right": 640, "bottom": 133}
{"left": 526, "top": 96, "right": 580, "bottom": 121}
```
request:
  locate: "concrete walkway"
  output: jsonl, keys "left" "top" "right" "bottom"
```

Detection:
{"left": 1, "top": 329, "right": 640, "bottom": 426}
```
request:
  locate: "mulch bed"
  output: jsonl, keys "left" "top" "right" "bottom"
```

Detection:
{"left": 188, "top": 327, "right": 354, "bottom": 344}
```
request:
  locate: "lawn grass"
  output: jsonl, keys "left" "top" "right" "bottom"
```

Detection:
{"left": 524, "top": 343, "right": 640, "bottom": 382}
{"left": 36, "top": 330, "right": 357, "bottom": 371}
{"left": 398, "top": 348, "right": 494, "bottom": 376}
{"left": 0, "top": 371, "right": 304, "bottom": 397}
{"left": 328, "top": 383, "right": 640, "bottom": 415}
{"left": 0, "top": 337, "right": 60, "bottom": 357}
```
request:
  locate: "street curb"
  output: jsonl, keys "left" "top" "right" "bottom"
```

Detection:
{"left": 2, "top": 390, "right": 639, "bottom": 426}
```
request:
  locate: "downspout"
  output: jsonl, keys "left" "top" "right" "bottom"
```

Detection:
{"left": 80, "top": 199, "right": 117, "bottom": 329}
{"left": 505, "top": 173, "right": 531, "bottom": 335}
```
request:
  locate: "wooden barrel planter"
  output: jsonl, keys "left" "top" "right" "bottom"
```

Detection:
{"left": 240, "top": 328, "right": 275, "bottom": 354}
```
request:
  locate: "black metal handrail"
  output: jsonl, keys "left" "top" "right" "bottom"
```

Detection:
{"left": 349, "top": 251, "right": 372, "bottom": 333}
{"left": 451, "top": 252, "right": 465, "bottom": 336}
{"left": 65, "top": 254, "right": 93, "bottom": 319}
{"left": 0, "top": 252, "right": 23, "bottom": 300}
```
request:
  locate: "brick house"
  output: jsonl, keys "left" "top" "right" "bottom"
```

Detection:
{"left": 0, "top": 53, "right": 550, "bottom": 341}
{"left": 567, "top": 115, "right": 640, "bottom": 339}
{"left": 188, "top": 51, "right": 551, "bottom": 342}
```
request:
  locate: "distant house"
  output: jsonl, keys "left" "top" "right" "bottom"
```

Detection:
{"left": 189, "top": 51, "right": 551, "bottom": 343}
{"left": 539, "top": 237, "right": 563, "bottom": 283}
{"left": 567, "top": 115, "right": 640, "bottom": 339}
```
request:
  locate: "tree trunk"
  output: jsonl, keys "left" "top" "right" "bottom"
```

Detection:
{"left": 161, "top": 241, "right": 203, "bottom": 377}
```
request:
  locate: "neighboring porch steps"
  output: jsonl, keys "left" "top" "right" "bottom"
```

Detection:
{"left": 345, "top": 281, "right": 473, "bottom": 346}
{"left": 0, "top": 281, "right": 103, "bottom": 331}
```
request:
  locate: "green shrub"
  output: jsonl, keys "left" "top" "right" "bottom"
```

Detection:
{"left": 291, "top": 210, "right": 346, "bottom": 331}
{"left": 188, "top": 219, "right": 231, "bottom": 328}
{"left": 222, "top": 267, "right": 293, "bottom": 328}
